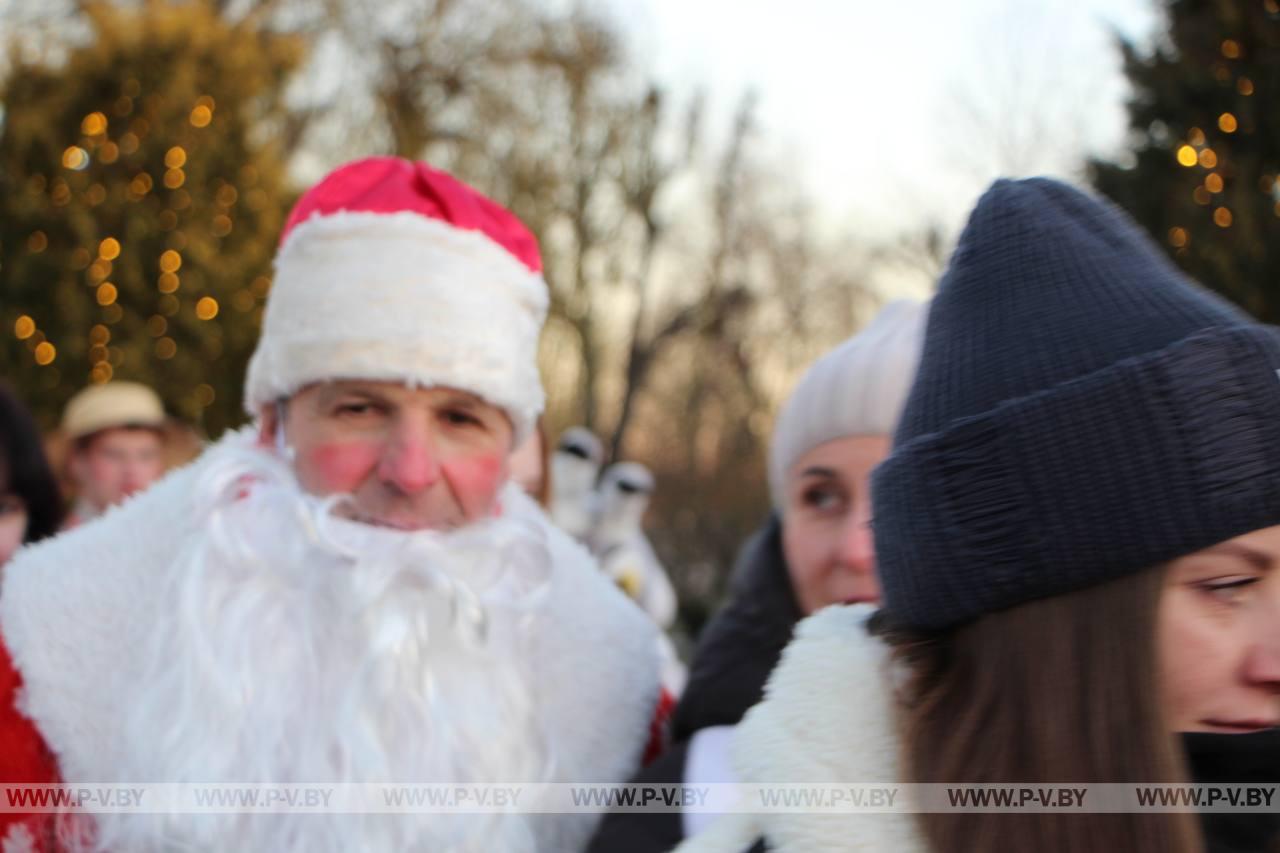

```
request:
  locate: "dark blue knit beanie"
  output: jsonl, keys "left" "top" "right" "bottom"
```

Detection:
{"left": 872, "top": 177, "right": 1280, "bottom": 631}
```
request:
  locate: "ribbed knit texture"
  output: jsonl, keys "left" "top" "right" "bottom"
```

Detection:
{"left": 873, "top": 177, "right": 1280, "bottom": 630}
{"left": 768, "top": 300, "right": 926, "bottom": 510}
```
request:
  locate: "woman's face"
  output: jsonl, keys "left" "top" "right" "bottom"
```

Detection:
{"left": 1159, "top": 524, "right": 1280, "bottom": 733}
{"left": 781, "top": 435, "right": 890, "bottom": 615}
{"left": 0, "top": 490, "right": 29, "bottom": 567}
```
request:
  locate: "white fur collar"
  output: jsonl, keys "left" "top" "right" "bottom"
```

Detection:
{"left": 0, "top": 429, "right": 660, "bottom": 851}
{"left": 676, "top": 605, "right": 928, "bottom": 853}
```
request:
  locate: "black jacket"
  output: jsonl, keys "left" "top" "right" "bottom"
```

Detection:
{"left": 586, "top": 516, "right": 800, "bottom": 853}
{"left": 1186, "top": 728, "right": 1280, "bottom": 853}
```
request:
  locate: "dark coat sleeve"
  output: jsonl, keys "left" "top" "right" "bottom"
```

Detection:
{"left": 584, "top": 741, "right": 689, "bottom": 853}
{"left": 672, "top": 515, "right": 802, "bottom": 741}
{"left": 1184, "top": 730, "right": 1280, "bottom": 853}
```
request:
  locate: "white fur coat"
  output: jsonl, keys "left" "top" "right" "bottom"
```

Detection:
{"left": 675, "top": 605, "right": 928, "bottom": 852}
{"left": 0, "top": 429, "right": 661, "bottom": 852}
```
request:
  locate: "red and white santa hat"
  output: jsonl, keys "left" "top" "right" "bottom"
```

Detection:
{"left": 244, "top": 157, "right": 548, "bottom": 441}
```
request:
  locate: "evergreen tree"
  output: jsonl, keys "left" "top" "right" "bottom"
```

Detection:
{"left": 0, "top": 0, "right": 302, "bottom": 435}
{"left": 1093, "top": 0, "right": 1280, "bottom": 320}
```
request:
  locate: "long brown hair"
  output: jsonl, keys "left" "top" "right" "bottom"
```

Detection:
{"left": 876, "top": 566, "right": 1204, "bottom": 853}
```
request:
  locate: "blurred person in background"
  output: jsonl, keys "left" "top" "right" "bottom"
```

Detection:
{"left": 592, "top": 461, "right": 686, "bottom": 694}
{"left": 676, "top": 179, "right": 1280, "bottom": 853}
{"left": 592, "top": 461, "right": 677, "bottom": 628}
{"left": 0, "top": 386, "right": 65, "bottom": 569}
{"left": 587, "top": 299, "right": 927, "bottom": 853}
{"left": 60, "top": 381, "right": 167, "bottom": 527}
{"left": 549, "top": 425, "right": 604, "bottom": 542}
{"left": 0, "top": 157, "right": 661, "bottom": 853}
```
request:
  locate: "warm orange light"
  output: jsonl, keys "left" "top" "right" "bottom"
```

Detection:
{"left": 96, "top": 282, "right": 118, "bottom": 306}
{"left": 61, "top": 146, "right": 89, "bottom": 170}
{"left": 81, "top": 112, "right": 108, "bottom": 136}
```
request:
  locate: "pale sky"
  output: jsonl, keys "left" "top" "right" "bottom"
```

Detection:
{"left": 595, "top": 0, "right": 1160, "bottom": 250}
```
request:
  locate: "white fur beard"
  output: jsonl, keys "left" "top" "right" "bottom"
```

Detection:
{"left": 86, "top": 441, "right": 554, "bottom": 853}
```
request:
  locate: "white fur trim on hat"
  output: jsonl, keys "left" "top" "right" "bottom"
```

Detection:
{"left": 768, "top": 300, "right": 928, "bottom": 510}
{"left": 244, "top": 211, "right": 549, "bottom": 442}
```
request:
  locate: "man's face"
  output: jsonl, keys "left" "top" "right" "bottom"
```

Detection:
{"left": 262, "top": 381, "right": 514, "bottom": 531}
{"left": 71, "top": 427, "right": 166, "bottom": 512}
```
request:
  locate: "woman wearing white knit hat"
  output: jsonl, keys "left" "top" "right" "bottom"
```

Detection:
{"left": 586, "top": 298, "right": 928, "bottom": 853}
{"left": 768, "top": 298, "right": 927, "bottom": 613}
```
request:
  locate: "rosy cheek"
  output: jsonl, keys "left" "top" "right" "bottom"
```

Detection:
{"left": 443, "top": 453, "right": 508, "bottom": 517}
{"left": 301, "top": 442, "right": 381, "bottom": 493}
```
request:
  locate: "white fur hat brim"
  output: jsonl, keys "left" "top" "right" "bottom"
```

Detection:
{"left": 244, "top": 211, "right": 548, "bottom": 442}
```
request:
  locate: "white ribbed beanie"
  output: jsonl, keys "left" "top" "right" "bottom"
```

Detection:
{"left": 768, "top": 300, "right": 928, "bottom": 510}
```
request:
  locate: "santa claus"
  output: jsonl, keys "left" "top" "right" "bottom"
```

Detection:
{"left": 0, "top": 158, "right": 662, "bottom": 851}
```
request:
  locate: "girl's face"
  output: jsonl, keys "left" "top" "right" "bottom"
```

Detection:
{"left": 781, "top": 435, "right": 890, "bottom": 615}
{"left": 1159, "top": 525, "right": 1280, "bottom": 733}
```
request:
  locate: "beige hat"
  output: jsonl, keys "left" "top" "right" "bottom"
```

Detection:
{"left": 62, "top": 382, "right": 166, "bottom": 442}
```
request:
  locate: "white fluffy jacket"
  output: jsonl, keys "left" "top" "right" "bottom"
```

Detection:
{"left": 0, "top": 429, "right": 661, "bottom": 852}
{"left": 674, "top": 605, "right": 928, "bottom": 853}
